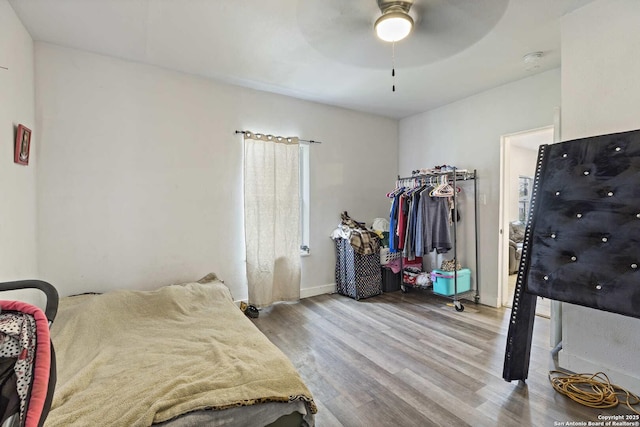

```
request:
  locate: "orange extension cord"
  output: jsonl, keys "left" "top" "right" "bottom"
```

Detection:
{"left": 549, "top": 370, "right": 640, "bottom": 415}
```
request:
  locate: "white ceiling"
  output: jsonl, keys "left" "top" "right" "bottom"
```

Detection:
{"left": 9, "top": 0, "right": 594, "bottom": 119}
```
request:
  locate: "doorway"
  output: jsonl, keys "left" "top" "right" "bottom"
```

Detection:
{"left": 499, "top": 126, "right": 554, "bottom": 317}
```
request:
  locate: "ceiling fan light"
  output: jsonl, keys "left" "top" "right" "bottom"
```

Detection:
{"left": 375, "top": 11, "right": 413, "bottom": 42}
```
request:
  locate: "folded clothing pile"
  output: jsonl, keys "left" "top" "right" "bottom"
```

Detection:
{"left": 330, "top": 211, "right": 380, "bottom": 255}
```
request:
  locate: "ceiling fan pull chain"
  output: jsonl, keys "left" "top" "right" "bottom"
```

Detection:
{"left": 392, "top": 67, "right": 395, "bottom": 92}
{"left": 392, "top": 41, "right": 396, "bottom": 92}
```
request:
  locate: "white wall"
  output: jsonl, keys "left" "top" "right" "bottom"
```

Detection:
{"left": 34, "top": 43, "right": 398, "bottom": 299}
{"left": 0, "top": 0, "right": 38, "bottom": 280}
{"left": 399, "top": 69, "right": 560, "bottom": 306}
{"left": 559, "top": 0, "right": 640, "bottom": 392}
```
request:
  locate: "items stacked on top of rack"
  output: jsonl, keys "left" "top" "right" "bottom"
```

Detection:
{"left": 384, "top": 167, "right": 479, "bottom": 311}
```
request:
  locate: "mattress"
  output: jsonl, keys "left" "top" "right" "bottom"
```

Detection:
{"left": 44, "top": 274, "right": 316, "bottom": 427}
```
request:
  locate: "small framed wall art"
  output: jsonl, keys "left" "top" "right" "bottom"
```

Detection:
{"left": 14, "top": 124, "right": 31, "bottom": 165}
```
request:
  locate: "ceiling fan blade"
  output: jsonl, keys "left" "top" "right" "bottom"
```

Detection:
{"left": 296, "top": 0, "right": 508, "bottom": 69}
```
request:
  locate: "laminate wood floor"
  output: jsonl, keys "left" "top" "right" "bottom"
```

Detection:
{"left": 252, "top": 291, "right": 635, "bottom": 427}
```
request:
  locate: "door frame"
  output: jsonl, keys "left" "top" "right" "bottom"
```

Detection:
{"left": 499, "top": 113, "right": 562, "bottom": 348}
{"left": 498, "top": 125, "right": 555, "bottom": 307}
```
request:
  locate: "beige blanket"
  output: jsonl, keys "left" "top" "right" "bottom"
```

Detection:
{"left": 45, "top": 276, "right": 316, "bottom": 426}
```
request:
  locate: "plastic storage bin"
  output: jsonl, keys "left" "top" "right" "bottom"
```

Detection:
{"left": 381, "top": 267, "right": 400, "bottom": 292}
{"left": 431, "top": 268, "right": 471, "bottom": 296}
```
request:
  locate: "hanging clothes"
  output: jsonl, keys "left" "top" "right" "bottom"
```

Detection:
{"left": 415, "top": 187, "right": 452, "bottom": 255}
{"left": 402, "top": 186, "right": 422, "bottom": 261}
{"left": 389, "top": 195, "right": 399, "bottom": 252}
{"left": 397, "top": 194, "right": 409, "bottom": 250}
{"left": 403, "top": 194, "right": 414, "bottom": 259}
{"left": 388, "top": 178, "right": 453, "bottom": 258}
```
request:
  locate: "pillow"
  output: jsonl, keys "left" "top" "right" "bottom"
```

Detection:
{"left": 196, "top": 273, "right": 219, "bottom": 284}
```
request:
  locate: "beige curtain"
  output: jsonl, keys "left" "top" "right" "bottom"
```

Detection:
{"left": 244, "top": 132, "right": 301, "bottom": 308}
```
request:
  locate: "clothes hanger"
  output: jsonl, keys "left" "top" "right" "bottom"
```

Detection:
{"left": 433, "top": 175, "right": 454, "bottom": 197}
{"left": 387, "top": 182, "right": 406, "bottom": 198}
{"left": 406, "top": 178, "right": 423, "bottom": 195}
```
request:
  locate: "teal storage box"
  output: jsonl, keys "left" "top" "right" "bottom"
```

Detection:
{"left": 431, "top": 268, "right": 471, "bottom": 296}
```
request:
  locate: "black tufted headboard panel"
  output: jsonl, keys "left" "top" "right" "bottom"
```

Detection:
{"left": 503, "top": 128, "right": 640, "bottom": 383}
{"left": 522, "top": 129, "right": 640, "bottom": 318}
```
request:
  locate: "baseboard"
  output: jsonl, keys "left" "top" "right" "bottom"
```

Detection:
{"left": 233, "top": 283, "right": 337, "bottom": 305}
{"left": 558, "top": 350, "right": 640, "bottom": 393}
{"left": 486, "top": 295, "right": 500, "bottom": 308}
{"left": 301, "top": 283, "right": 336, "bottom": 299}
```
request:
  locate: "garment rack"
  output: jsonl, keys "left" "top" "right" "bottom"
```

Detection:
{"left": 394, "top": 168, "right": 479, "bottom": 311}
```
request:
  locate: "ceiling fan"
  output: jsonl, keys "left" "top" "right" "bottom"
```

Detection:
{"left": 296, "top": 0, "right": 508, "bottom": 69}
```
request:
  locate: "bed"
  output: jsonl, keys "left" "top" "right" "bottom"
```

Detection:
{"left": 44, "top": 273, "right": 316, "bottom": 427}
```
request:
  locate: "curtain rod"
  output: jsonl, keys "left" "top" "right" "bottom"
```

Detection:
{"left": 234, "top": 130, "right": 322, "bottom": 144}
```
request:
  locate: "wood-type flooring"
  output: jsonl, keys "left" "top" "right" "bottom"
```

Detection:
{"left": 252, "top": 290, "right": 636, "bottom": 427}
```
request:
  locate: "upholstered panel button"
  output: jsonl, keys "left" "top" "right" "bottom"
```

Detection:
{"left": 519, "top": 129, "right": 640, "bottom": 329}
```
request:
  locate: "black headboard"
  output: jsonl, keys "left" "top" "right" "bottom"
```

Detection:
{"left": 503, "top": 128, "right": 640, "bottom": 382}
